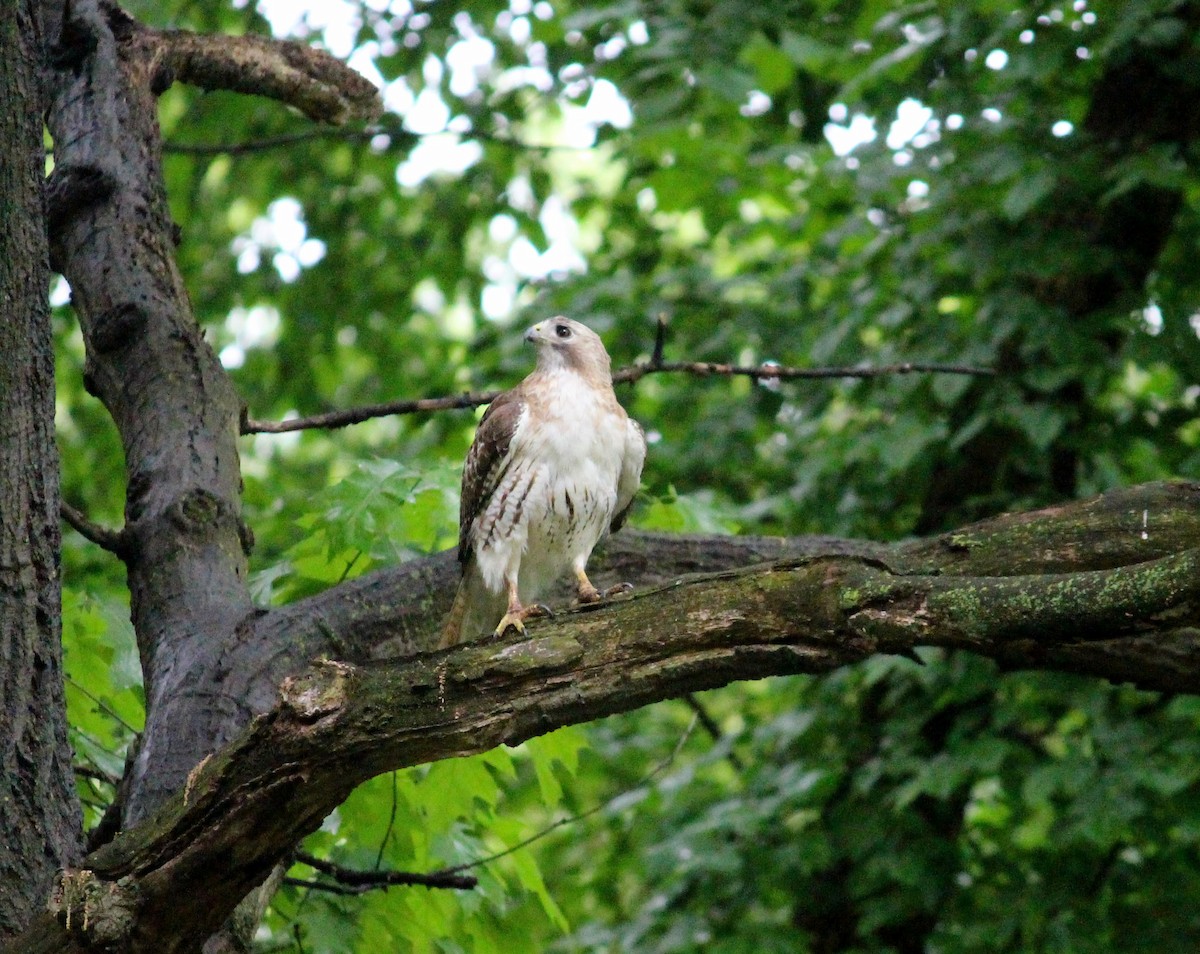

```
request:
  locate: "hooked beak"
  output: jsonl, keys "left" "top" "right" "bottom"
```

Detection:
{"left": 524, "top": 323, "right": 541, "bottom": 343}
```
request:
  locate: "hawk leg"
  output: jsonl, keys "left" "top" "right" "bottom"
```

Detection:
{"left": 574, "top": 568, "right": 634, "bottom": 605}
{"left": 494, "top": 579, "right": 553, "bottom": 637}
{"left": 574, "top": 568, "right": 602, "bottom": 604}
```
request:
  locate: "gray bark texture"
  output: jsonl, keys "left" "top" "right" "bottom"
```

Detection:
{"left": 5, "top": 1, "right": 1200, "bottom": 952}
{"left": 42, "top": 0, "right": 254, "bottom": 827}
{"left": 0, "top": 0, "right": 84, "bottom": 940}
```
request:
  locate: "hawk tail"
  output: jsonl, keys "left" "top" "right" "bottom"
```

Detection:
{"left": 438, "top": 577, "right": 470, "bottom": 649}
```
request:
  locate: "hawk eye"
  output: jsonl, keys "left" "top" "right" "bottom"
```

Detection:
{"left": 554, "top": 323, "right": 572, "bottom": 339}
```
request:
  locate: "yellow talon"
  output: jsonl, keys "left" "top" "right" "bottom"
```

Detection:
{"left": 493, "top": 613, "right": 527, "bottom": 638}
{"left": 575, "top": 567, "right": 602, "bottom": 603}
{"left": 493, "top": 602, "right": 553, "bottom": 638}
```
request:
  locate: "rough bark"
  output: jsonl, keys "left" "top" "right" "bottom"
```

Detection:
{"left": 37, "top": 3, "right": 385, "bottom": 949}
{"left": 156, "top": 28, "right": 380, "bottom": 125}
{"left": 3, "top": 479, "right": 1200, "bottom": 953}
{"left": 43, "top": 0, "right": 258, "bottom": 827}
{"left": 0, "top": 0, "right": 84, "bottom": 939}
{"left": 41, "top": 0, "right": 386, "bottom": 833}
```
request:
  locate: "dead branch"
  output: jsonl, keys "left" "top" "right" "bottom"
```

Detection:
{"left": 242, "top": 390, "right": 497, "bottom": 434}
{"left": 241, "top": 358, "right": 994, "bottom": 434}
{"left": 60, "top": 500, "right": 127, "bottom": 555}
{"left": 292, "top": 852, "right": 477, "bottom": 891}
{"left": 162, "top": 124, "right": 584, "bottom": 157}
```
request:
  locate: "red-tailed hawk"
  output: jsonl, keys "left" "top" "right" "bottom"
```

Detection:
{"left": 439, "top": 317, "right": 646, "bottom": 647}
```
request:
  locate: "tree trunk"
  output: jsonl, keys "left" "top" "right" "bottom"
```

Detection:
{"left": 41, "top": 0, "right": 253, "bottom": 828}
{"left": 0, "top": 0, "right": 82, "bottom": 938}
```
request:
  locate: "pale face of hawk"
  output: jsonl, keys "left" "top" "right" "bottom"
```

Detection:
{"left": 522, "top": 317, "right": 612, "bottom": 382}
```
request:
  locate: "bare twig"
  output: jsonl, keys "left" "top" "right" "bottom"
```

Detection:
{"left": 60, "top": 501, "right": 127, "bottom": 555}
{"left": 373, "top": 772, "right": 399, "bottom": 871}
{"left": 612, "top": 358, "right": 996, "bottom": 385}
{"left": 682, "top": 693, "right": 746, "bottom": 773}
{"left": 241, "top": 358, "right": 995, "bottom": 435}
{"left": 164, "top": 127, "right": 397, "bottom": 156}
{"left": 651, "top": 313, "right": 668, "bottom": 366}
{"left": 65, "top": 676, "right": 141, "bottom": 735}
{"left": 440, "top": 714, "right": 699, "bottom": 876}
{"left": 283, "top": 877, "right": 366, "bottom": 896}
{"left": 292, "top": 851, "right": 477, "bottom": 892}
{"left": 74, "top": 764, "right": 120, "bottom": 787}
{"left": 163, "top": 124, "right": 585, "bottom": 157}
{"left": 241, "top": 390, "right": 497, "bottom": 434}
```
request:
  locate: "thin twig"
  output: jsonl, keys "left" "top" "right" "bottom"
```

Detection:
{"left": 440, "top": 714, "right": 699, "bottom": 876}
{"left": 164, "top": 125, "right": 585, "bottom": 157}
{"left": 60, "top": 501, "right": 127, "bottom": 555}
{"left": 682, "top": 693, "right": 746, "bottom": 773}
{"left": 164, "top": 127, "right": 376, "bottom": 156}
{"left": 242, "top": 390, "right": 498, "bottom": 434}
{"left": 241, "top": 358, "right": 995, "bottom": 435}
{"left": 293, "top": 851, "right": 477, "bottom": 891}
{"left": 65, "top": 675, "right": 141, "bottom": 735}
{"left": 612, "top": 358, "right": 997, "bottom": 385}
{"left": 291, "top": 715, "right": 700, "bottom": 899}
{"left": 165, "top": 127, "right": 398, "bottom": 156}
{"left": 373, "top": 771, "right": 399, "bottom": 871}
{"left": 74, "top": 764, "right": 120, "bottom": 786}
{"left": 283, "top": 877, "right": 369, "bottom": 897}
{"left": 651, "top": 314, "right": 668, "bottom": 366}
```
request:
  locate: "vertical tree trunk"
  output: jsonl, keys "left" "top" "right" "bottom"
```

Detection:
{"left": 0, "top": 0, "right": 83, "bottom": 938}
{"left": 41, "top": 0, "right": 251, "bottom": 827}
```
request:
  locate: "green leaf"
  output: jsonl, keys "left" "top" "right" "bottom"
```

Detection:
{"left": 1002, "top": 168, "right": 1056, "bottom": 221}
{"left": 739, "top": 34, "right": 795, "bottom": 94}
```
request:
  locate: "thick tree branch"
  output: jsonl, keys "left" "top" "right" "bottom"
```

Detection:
{"left": 88, "top": 1, "right": 381, "bottom": 127}
{"left": 154, "top": 30, "right": 380, "bottom": 125}
{"left": 40, "top": 11, "right": 383, "bottom": 947}
{"left": 7, "top": 481, "right": 1200, "bottom": 953}
{"left": 262, "top": 479, "right": 1200, "bottom": 666}
{"left": 241, "top": 359, "right": 995, "bottom": 434}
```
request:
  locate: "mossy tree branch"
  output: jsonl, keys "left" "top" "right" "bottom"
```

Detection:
{"left": 265, "top": 479, "right": 1200, "bottom": 662}
{"left": 7, "top": 481, "right": 1200, "bottom": 954}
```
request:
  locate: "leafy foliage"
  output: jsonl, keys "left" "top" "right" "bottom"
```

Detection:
{"left": 52, "top": 0, "right": 1200, "bottom": 950}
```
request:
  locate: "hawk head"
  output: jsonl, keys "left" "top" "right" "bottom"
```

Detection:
{"left": 524, "top": 317, "right": 612, "bottom": 382}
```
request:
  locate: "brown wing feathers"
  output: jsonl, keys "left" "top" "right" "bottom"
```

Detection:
{"left": 457, "top": 391, "right": 525, "bottom": 564}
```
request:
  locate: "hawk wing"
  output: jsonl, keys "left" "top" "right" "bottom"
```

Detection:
{"left": 610, "top": 417, "right": 646, "bottom": 532}
{"left": 458, "top": 389, "right": 527, "bottom": 564}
